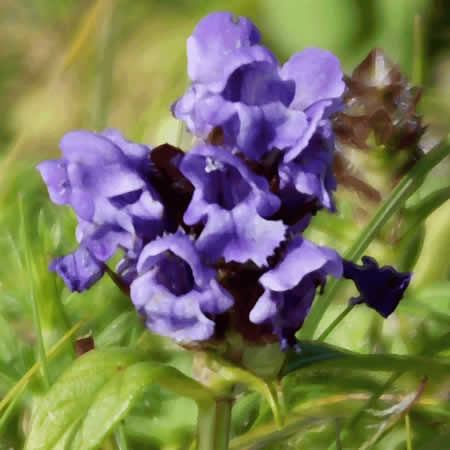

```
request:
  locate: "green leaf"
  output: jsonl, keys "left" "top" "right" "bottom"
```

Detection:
{"left": 282, "top": 341, "right": 450, "bottom": 376}
{"left": 95, "top": 311, "right": 140, "bottom": 348}
{"left": 231, "top": 392, "right": 261, "bottom": 437}
{"left": 24, "top": 349, "right": 140, "bottom": 450}
{"left": 25, "top": 348, "right": 214, "bottom": 450}
{"left": 74, "top": 360, "right": 213, "bottom": 450}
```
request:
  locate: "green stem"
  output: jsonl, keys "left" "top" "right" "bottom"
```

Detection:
{"left": 300, "top": 136, "right": 450, "bottom": 340}
{"left": 318, "top": 304, "right": 353, "bottom": 341}
{"left": 197, "top": 399, "right": 232, "bottom": 450}
{"left": 405, "top": 414, "right": 413, "bottom": 450}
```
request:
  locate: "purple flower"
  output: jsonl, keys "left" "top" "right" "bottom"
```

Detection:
{"left": 38, "top": 130, "right": 166, "bottom": 291}
{"left": 172, "top": 12, "right": 344, "bottom": 161}
{"left": 343, "top": 256, "right": 412, "bottom": 317}
{"left": 130, "top": 231, "right": 234, "bottom": 342}
{"left": 179, "top": 144, "right": 286, "bottom": 265}
{"left": 250, "top": 237, "right": 342, "bottom": 349}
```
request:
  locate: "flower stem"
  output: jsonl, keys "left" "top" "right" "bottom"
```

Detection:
{"left": 405, "top": 414, "right": 413, "bottom": 450}
{"left": 197, "top": 398, "right": 232, "bottom": 450}
{"left": 300, "top": 136, "right": 450, "bottom": 340}
{"left": 318, "top": 304, "right": 353, "bottom": 341}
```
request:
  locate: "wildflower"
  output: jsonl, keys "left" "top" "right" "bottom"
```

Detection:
{"left": 38, "top": 12, "right": 412, "bottom": 351}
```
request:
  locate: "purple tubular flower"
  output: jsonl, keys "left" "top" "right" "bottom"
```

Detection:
{"left": 130, "top": 231, "right": 234, "bottom": 342}
{"left": 37, "top": 130, "right": 164, "bottom": 234}
{"left": 179, "top": 144, "right": 286, "bottom": 265}
{"left": 38, "top": 130, "right": 166, "bottom": 291}
{"left": 250, "top": 237, "right": 342, "bottom": 350}
{"left": 343, "top": 256, "right": 412, "bottom": 317}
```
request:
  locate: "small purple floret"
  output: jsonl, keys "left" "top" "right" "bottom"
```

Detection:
{"left": 130, "top": 231, "right": 233, "bottom": 342}
{"left": 343, "top": 256, "right": 412, "bottom": 317}
{"left": 250, "top": 237, "right": 342, "bottom": 349}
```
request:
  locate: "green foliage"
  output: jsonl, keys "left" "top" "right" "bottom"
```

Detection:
{"left": 25, "top": 349, "right": 213, "bottom": 450}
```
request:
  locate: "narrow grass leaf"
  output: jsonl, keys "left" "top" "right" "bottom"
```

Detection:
{"left": 282, "top": 340, "right": 450, "bottom": 376}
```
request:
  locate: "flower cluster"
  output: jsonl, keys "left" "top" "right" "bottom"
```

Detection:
{"left": 39, "top": 12, "right": 411, "bottom": 351}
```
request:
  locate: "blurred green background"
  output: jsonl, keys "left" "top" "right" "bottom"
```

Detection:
{"left": 0, "top": 0, "right": 449, "bottom": 449}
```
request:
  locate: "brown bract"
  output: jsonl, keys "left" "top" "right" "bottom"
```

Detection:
{"left": 333, "top": 48, "right": 427, "bottom": 198}
{"left": 335, "top": 48, "right": 426, "bottom": 153}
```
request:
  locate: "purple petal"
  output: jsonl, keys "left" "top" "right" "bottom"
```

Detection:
{"left": 187, "top": 12, "right": 276, "bottom": 92}
{"left": 49, "top": 245, "right": 104, "bottom": 292}
{"left": 84, "top": 224, "right": 134, "bottom": 261}
{"left": 259, "top": 237, "right": 342, "bottom": 292}
{"left": 279, "top": 132, "right": 337, "bottom": 211}
{"left": 181, "top": 145, "right": 280, "bottom": 222}
{"left": 37, "top": 160, "right": 71, "bottom": 205}
{"left": 250, "top": 237, "right": 342, "bottom": 349}
{"left": 180, "top": 145, "right": 285, "bottom": 264}
{"left": 250, "top": 277, "right": 317, "bottom": 350}
{"left": 196, "top": 203, "right": 286, "bottom": 266}
{"left": 281, "top": 47, "right": 345, "bottom": 111}
{"left": 137, "top": 230, "right": 214, "bottom": 287}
